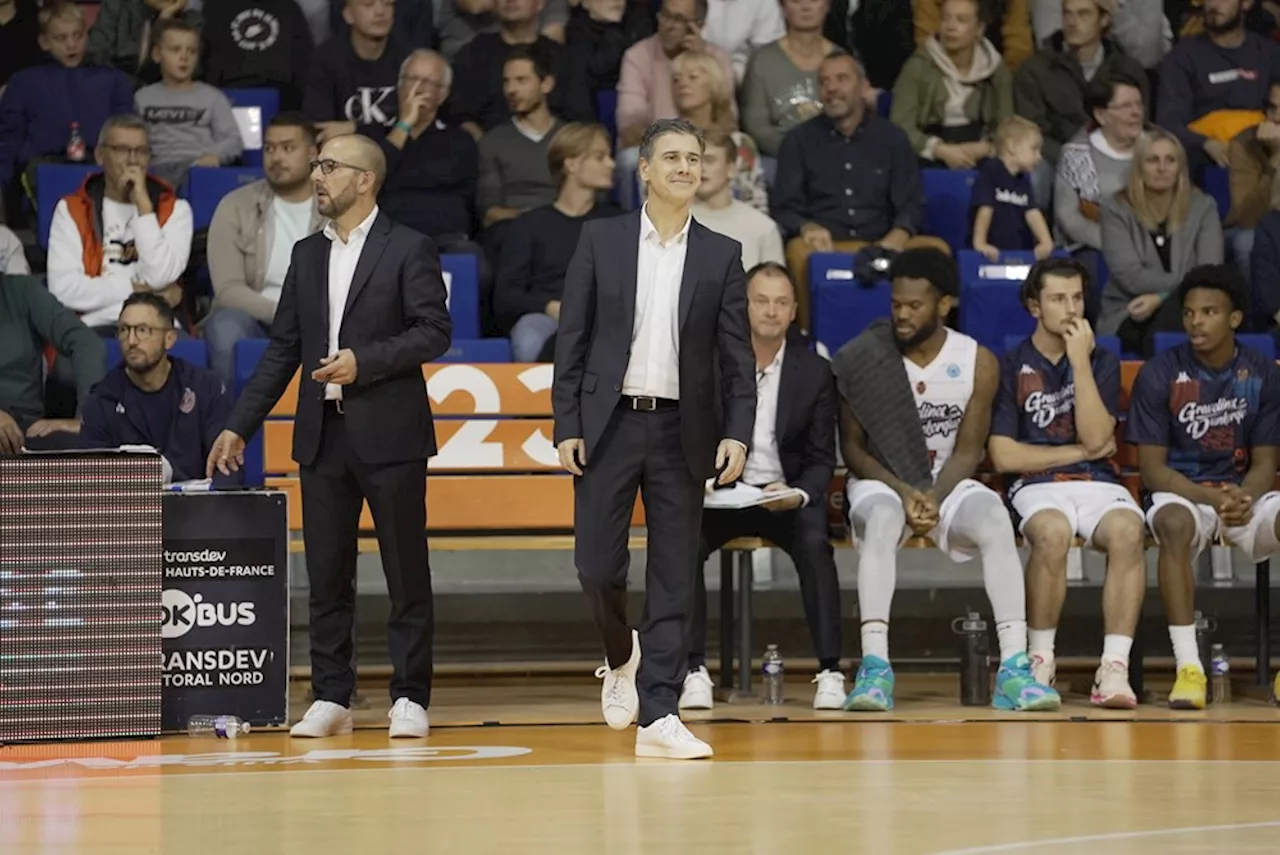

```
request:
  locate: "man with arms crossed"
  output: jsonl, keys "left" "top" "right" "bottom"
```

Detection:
{"left": 1126, "top": 264, "right": 1280, "bottom": 710}
{"left": 833, "top": 248, "right": 1060, "bottom": 713}
{"left": 208, "top": 134, "right": 452, "bottom": 738}
{"left": 553, "top": 117, "right": 755, "bottom": 759}
{"left": 988, "top": 258, "right": 1147, "bottom": 708}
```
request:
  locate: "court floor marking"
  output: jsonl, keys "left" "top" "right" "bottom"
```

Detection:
{"left": 929, "top": 820, "right": 1280, "bottom": 854}
{"left": 4, "top": 757, "right": 1280, "bottom": 786}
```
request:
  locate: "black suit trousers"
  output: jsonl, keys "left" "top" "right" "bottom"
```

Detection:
{"left": 574, "top": 405, "right": 704, "bottom": 726}
{"left": 689, "top": 504, "right": 843, "bottom": 672}
{"left": 299, "top": 406, "right": 434, "bottom": 709}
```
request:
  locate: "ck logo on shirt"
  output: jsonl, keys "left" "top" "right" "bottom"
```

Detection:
{"left": 344, "top": 87, "right": 397, "bottom": 126}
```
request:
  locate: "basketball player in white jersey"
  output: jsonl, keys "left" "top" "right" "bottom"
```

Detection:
{"left": 831, "top": 249, "right": 1060, "bottom": 712}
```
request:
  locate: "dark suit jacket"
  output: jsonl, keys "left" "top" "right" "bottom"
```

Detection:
{"left": 227, "top": 211, "right": 453, "bottom": 467}
{"left": 770, "top": 342, "right": 838, "bottom": 506}
{"left": 552, "top": 212, "right": 756, "bottom": 480}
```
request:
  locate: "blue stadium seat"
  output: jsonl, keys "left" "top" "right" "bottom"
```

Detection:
{"left": 232, "top": 338, "right": 270, "bottom": 486}
{"left": 104, "top": 336, "right": 209, "bottom": 369}
{"left": 959, "top": 250, "right": 1071, "bottom": 355}
{"left": 596, "top": 89, "right": 618, "bottom": 144}
{"left": 36, "top": 163, "right": 101, "bottom": 248}
{"left": 441, "top": 253, "right": 480, "bottom": 339}
{"left": 187, "top": 166, "right": 264, "bottom": 229}
{"left": 1203, "top": 166, "right": 1231, "bottom": 222}
{"left": 876, "top": 90, "right": 892, "bottom": 118}
{"left": 809, "top": 252, "right": 885, "bottom": 355}
{"left": 439, "top": 338, "right": 513, "bottom": 363}
{"left": 1153, "top": 332, "right": 1276, "bottom": 359}
{"left": 921, "top": 168, "right": 977, "bottom": 253}
{"left": 1004, "top": 333, "right": 1121, "bottom": 359}
{"left": 222, "top": 88, "right": 281, "bottom": 168}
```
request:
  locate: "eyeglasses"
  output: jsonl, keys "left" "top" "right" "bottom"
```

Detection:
{"left": 658, "top": 8, "right": 703, "bottom": 25}
{"left": 116, "top": 323, "right": 167, "bottom": 341}
{"left": 102, "top": 144, "right": 151, "bottom": 159}
{"left": 401, "top": 75, "right": 446, "bottom": 91}
{"left": 310, "top": 159, "right": 370, "bottom": 175}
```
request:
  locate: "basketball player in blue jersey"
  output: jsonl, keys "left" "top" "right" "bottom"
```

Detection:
{"left": 832, "top": 248, "right": 1060, "bottom": 712}
{"left": 989, "top": 258, "right": 1147, "bottom": 708}
{"left": 1128, "top": 265, "right": 1280, "bottom": 710}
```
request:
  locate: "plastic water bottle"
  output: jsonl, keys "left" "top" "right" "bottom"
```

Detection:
{"left": 762, "top": 644, "right": 785, "bottom": 704}
{"left": 187, "top": 714, "right": 251, "bottom": 738}
{"left": 952, "top": 612, "right": 991, "bottom": 706}
{"left": 1210, "top": 644, "right": 1231, "bottom": 705}
{"left": 66, "top": 122, "right": 86, "bottom": 162}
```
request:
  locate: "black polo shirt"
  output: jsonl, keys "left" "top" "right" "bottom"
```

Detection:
{"left": 969, "top": 157, "right": 1034, "bottom": 251}
{"left": 770, "top": 112, "right": 925, "bottom": 242}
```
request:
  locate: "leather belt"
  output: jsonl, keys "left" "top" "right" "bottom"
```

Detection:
{"left": 621, "top": 395, "right": 678, "bottom": 412}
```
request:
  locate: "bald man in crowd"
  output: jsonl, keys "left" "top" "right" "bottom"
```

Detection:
{"left": 209, "top": 134, "right": 453, "bottom": 740}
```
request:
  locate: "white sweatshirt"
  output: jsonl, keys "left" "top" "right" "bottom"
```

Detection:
{"left": 47, "top": 195, "right": 194, "bottom": 328}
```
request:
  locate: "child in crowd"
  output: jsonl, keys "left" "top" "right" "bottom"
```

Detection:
{"left": 971, "top": 115, "right": 1054, "bottom": 261}
{"left": 134, "top": 18, "right": 242, "bottom": 187}
{"left": 0, "top": 2, "right": 133, "bottom": 205}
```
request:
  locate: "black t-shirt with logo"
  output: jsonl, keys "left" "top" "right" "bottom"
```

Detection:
{"left": 969, "top": 157, "right": 1035, "bottom": 251}
{"left": 301, "top": 29, "right": 408, "bottom": 129}
{"left": 205, "top": 0, "right": 315, "bottom": 111}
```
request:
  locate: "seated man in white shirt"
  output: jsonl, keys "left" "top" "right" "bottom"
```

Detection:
{"left": 203, "top": 112, "right": 323, "bottom": 385}
{"left": 693, "top": 128, "right": 785, "bottom": 270}
{"left": 679, "top": 262, "right": 845, "bottom": 711}
{"left": 47, "top": 114, "right": 193, "bottom": 335}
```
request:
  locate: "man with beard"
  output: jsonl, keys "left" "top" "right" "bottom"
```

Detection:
{"left": 204, "top": 113, "right": 324, "bottom": 387}
{"left": 832, "top": 248, "right": 1060, "bottom": 713}
{"left": 80, "top": 292, "right": 233, "bottom": 483}
{"left": 208, "top": 133, "right": 452, "bottom": 739}
{"left": 477, "top": 47, "right": 563, "bottom": 236}
{"left": 1157, "top": 0, "right": 1280, "bottom": 176}
{"left": 988, "top": 258, "right": 1146, "bottom": 708}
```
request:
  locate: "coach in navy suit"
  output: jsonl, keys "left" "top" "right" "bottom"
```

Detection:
{"left": 552, "top": 118, "right": 756, "bottom": 759}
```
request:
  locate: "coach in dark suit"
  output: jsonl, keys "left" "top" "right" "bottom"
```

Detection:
{"left": 679, "top": 263, "right": 843, "bottom": 713}
{"left": 553, "top": 118, "right": 756, "bottom": 761}
{"left": 208, "top": 134, "right": 452, "bottom": 740}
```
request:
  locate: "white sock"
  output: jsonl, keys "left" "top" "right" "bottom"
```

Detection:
{"left": 860, "top": 621, "right": 889, "bottom": 661}
{"left": 996, "top": 620, "right": 1027, "bottom": 663}
{"left": 1102, "top": 634, "right": 1133, "bottom": 665}
{"left": 1028, "top": 628, "right": 1056, "bottom": 658}
{"left": 1169, "top": 625, "right": 1202, "bottom": 671}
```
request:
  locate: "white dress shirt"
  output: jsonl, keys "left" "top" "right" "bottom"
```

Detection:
{"left": 322, "top": 205, "right": 380, "bottom": 400}
{"left": 742, "top": 341, "right": 787, "bottom": 485}
{"left": 703, "top": 0, "right": 786, "bottom": 84}
{"left": 621, "top": 205, "right": 690, "bottom": 400}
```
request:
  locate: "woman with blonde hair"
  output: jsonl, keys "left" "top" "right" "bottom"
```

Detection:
{"left": 1099, "top": 128, "right": 1223, "bottom": 354}
{"left": 495, "top": 122, "right": 618, "bottom": 362}
{"left": 668, "top": 49, "right": 768, "bottom": 211}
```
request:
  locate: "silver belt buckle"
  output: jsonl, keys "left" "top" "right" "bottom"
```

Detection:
{"left": 631, "top": 396, "right": 657, "bottom": 412}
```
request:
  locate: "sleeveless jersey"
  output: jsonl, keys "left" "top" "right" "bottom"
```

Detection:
{"left": 907, "top": 330, "right": 978, "bottom": 482}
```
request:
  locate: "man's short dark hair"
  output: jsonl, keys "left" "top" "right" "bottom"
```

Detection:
{"left": 504, "top": 44, "right": 553, "bottom": 80}
{"left": 745, "top": 261, "right": 798, "bottom": 298}
{"left": 121, "top": 291, "right": 176, "bottom": 329}
{"left": 888, "top": 248, "right": 959, "bottom": 298}
{"left": 268, "top": 111, "right": 317, "bottom": 145}
{"left": 821, "top": 47, "right": 866, "bottom": 79}
{"left": 1176, "top": 264, "right": 1249, "bottom": 313}
{"left": 1020, "top": 257, "right": 1092, "bottom": 307}
{"left": 638, "top": 117, "right": 705, "bottom": 164}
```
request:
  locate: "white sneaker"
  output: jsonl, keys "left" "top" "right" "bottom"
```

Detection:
{"left": 678, "top": 666, "right": 715, "bottom": 710}
{"left": 289, "top": 700, "right": 354, "bottom": 738}
{"left": 1091, "top": 658, "right": 1138, "bottom": 709}
{"left": 1030, "top": 652, "right": 1056, "bottom": 688}
{"left": 635, "top": 714, "right": 713, "bottom": 759}
{"left": 811, "top": 669, "right": 846, "bottom": 710}
{"left": 595, "top": 629, "right": 641, "bottom": 730}
{"left": 388, "top": 698, "right": 430, "bottom": 738}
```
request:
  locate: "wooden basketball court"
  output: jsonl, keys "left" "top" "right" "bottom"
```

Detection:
{"left": 4, "top": 675, "right": 1280, "bottom": 854}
